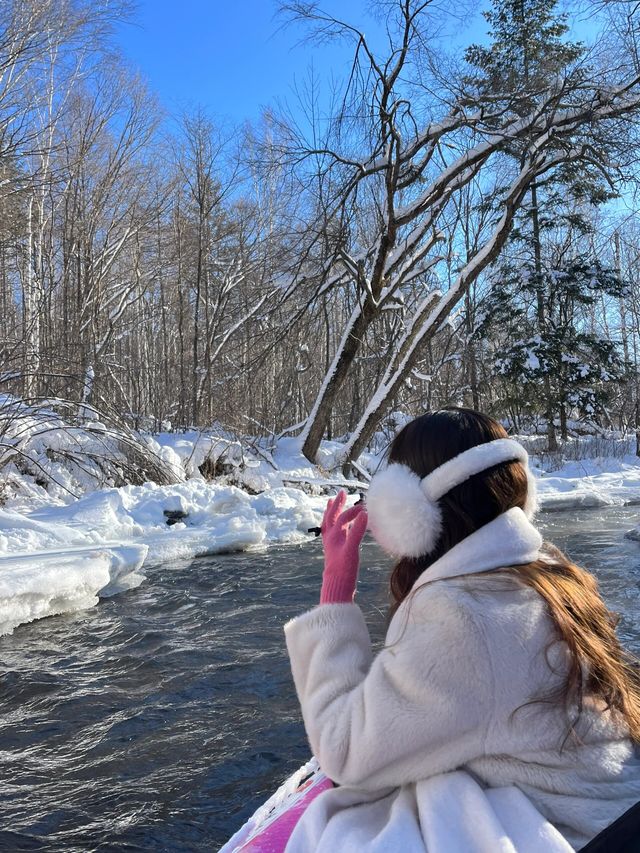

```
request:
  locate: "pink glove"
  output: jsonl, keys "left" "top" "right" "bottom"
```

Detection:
{"left": 319, "top": 490, "right": 368, "bottom": 604}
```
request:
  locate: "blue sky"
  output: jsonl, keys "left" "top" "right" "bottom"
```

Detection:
{"left": 115, "top": 1, "right": 485, "bottom": 125}
{"left": 115, "top": 1, "right": 376, "bottom": 124}
{"left": 115, "top": 2, "right": 598, "bottom": 126}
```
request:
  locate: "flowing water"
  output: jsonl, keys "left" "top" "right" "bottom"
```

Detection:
{"left": 2, "top": 507, "right": 640, "bottom": 852}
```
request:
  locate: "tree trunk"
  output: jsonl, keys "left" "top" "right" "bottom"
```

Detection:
{"left": 530, "top": 181, "right": 558, "bottom": 451}
{"left": 339, "top": 290, "right": 456, "bottom": 472}
{"left": 560, "top": 402, "right": 567, "bottom": 441}
{"left": 301, "top": 297, "right": 376, "bottom": 462}
{"left": 464, "top": 288, "right": 480, "bottom": 409}
{"left": 23, "top": 194, "right": 39, "bottom": 398}
{"left": 192, "top": 216, "right": 203, "bottom": 425}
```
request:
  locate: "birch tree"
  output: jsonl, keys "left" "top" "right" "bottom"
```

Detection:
{"left": 3, "top": 0, "right": 133, "bottom": 396}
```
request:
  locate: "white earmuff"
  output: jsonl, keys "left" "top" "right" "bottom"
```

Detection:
{"left": 366, "top": 438, "right": 536, "bottom": 559}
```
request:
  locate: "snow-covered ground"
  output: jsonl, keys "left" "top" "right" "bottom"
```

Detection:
{"left": 3, "top": 412, "right": 640, "bottom": 636}
{"left": 0, "top": 428, "right": 371, "bottom": 635}
{"left": 533, "top": 456, "right": 640, "bottom": 510}
{"left": 0, "top": 481, "right": 325, "bottom": 636}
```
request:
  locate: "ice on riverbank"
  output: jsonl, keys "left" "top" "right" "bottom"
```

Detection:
{"left": 0, "top": 480, "right": 329, "bottom": 635}
{"left": 0, "top": 480, "right": 328, "bottom": 563}
{"left": 0, "top": 544, "right": 147, "bottom": 635}
{"left": 0, "top": 427, "right": 366, "bottom": 635}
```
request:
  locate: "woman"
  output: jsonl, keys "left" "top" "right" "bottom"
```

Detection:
{"left": 283, "top": 408, "right": 640, "bottom": 851}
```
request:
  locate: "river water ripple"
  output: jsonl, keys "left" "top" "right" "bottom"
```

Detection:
{"left": 1, "top": 507, "right": 640, "bottom": 851}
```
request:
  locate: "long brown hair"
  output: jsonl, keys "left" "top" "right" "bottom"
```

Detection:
{"left": 387, "top": 407, "right": 640, "bottom": 741}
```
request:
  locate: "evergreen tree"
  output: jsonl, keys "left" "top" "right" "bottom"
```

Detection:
{"left": 465, "top": 0, "right": 584, "bottom": 116}
{"left": 479, "top": 256, "right": 628, "bottom": 435}
{"left": 465, "top": 0, "right": 620, "bottom": 446}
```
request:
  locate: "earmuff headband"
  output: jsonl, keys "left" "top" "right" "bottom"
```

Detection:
{"left": 366, "top": 437, "right": 536, "bottom": 559}
{"left": 422, "top": 438, "right": 529, "bottom": 501}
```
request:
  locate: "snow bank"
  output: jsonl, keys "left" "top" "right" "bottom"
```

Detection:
{"left": 0, "top": 479, "right": 330, "bottom": 635}
{"left": 0, "top": 422, "right": 370, "bottom": 635}
{"left": 0, "top": 480, "right": 329, "bottom": 566}
{"left": 0, "top": 544, "right": 147, "bottom": 635}
{"left": 0, "top": 401, "right": 365, "bottom": 512}
{"left": 5, "top": 414, "right": 640, "bottom": 637}
{"left": 534, "top": 456, "right": 640, "bottom": 511}
{"left": 153, "top": 432, "right": 368, "bottom": 495}
{"left": 0, "top": 395, "right": 180, "bottom": 511}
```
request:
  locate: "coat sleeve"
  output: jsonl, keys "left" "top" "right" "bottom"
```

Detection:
{"left": 284, "top": 585, "right": 495, "bottom": 790}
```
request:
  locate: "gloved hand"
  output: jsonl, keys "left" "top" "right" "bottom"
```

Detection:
{"left": 319, "top": 489, "right": 368, "bottom": 604}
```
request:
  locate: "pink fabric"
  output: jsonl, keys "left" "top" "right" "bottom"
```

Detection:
{"left": 319, "top": 490, "right": 368, "bottom": 604}
{"left": 236, "top": 775, "right": 334, "bottom": 851}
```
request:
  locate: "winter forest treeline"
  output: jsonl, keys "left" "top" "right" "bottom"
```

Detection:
{"left": 3, "top": 0, "right": 640, "bottom": 472}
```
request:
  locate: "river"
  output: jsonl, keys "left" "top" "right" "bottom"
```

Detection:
{"left": 1, "top": 507, "right": 640, "bottom": 851}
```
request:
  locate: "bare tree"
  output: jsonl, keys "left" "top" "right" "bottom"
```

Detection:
{"left": 272, "top": 1, "right": 640, "bottom": 467}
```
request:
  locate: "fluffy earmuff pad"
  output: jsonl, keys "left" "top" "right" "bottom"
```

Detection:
{"left": 366, "top": 463, "right": 443, "bottom": 558}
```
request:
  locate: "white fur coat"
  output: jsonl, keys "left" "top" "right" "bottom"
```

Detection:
{"left": 284, "top": 508, "right": 640, "bottom": 851}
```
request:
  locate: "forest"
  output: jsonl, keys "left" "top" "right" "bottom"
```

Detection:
{"left": 1, "top": 0, "right": 640, "bottom": 475}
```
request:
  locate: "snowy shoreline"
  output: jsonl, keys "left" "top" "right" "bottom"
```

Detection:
{"left": 534, "top": 457, "right": 640, "bottom": 511}
{"left": 0, "top": 480, "right": 329, "bottom": 636}
{"left": 2, "top": 447, "right": 640, "bottom": 636}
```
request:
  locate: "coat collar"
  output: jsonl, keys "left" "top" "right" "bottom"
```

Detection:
{"left": 412, "top": 507, "right": 543, "bottom": 591}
